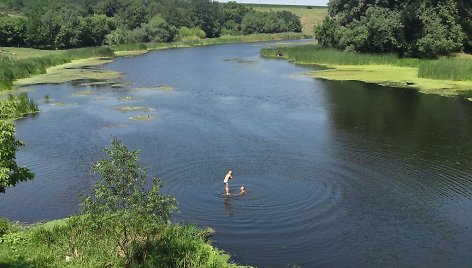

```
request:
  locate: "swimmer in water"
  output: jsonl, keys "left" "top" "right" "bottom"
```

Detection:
{"left": 224, "top": 170, "right": 233, "bottom": 195}
{"left": 239, "top": 186, "right": 246, "bottom": 195}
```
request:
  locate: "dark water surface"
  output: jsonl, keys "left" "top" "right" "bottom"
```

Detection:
{"left": 2, "top": 41, "right": 472, "bottom": 267}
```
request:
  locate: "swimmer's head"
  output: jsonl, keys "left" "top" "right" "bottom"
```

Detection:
{"left": 240, "top": 186, "right": 245, "bottom": 191}
{"left": 228, "top": 170, "right": 233, "bottom": 175}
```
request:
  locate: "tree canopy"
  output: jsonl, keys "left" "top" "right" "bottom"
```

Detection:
{"left": 315, "top": 0, "right": 471, "bottom": 58}
{"left": 0, "top": 0, "right": 302, "bottom": 49}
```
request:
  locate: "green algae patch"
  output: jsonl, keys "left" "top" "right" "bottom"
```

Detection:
{"left": 129, "top": 115, "right": 155, "bottom": 121}
{"left": 78, "top": 81, "right": 115, "bottom": 87}
{"left": 50, "top": 102, "right": 70, "bottom": 106}
{"left": 111, "top": 83, "right": 131, "bottom": 88}
{"left": 13, "top": 58, "right": 122, "bottom": 87}
{"left": 72, "top": 90, "right": 96, "bottom": 96}
{"left": 310, "top": 64, "right": 472, "bottom": 97}
{"left": 115, "top": 106, "right": 156, "bottom": 112}
{"left": 114, "top": 50, "right": 148, "bottom": 57}
{"left": 134, "top": 85, "right": 174, "bottom": 91}
{"left": 103, "top": 124, "right": 129, "bottom": 129}
{"left": 118, "top": 96, "right": 139, "bottom": 101}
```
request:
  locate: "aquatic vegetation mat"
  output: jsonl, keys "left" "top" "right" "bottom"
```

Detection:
{"left": 118, "top": 96, "right": 139, "bottom": 101}
{"left": 134, "top": 85, "right": 174, "bottom": 91}
{"left": 128, "top": 115, "right": 155, "bottom": 121}
{"left": 72, "top": 90, "right": 96, "bottom": 96}
{"left": 115, "top": 106, "right": 155, "bottom": 112}
{"left": 14, "top": 58, "right": 121, "bottom": 87}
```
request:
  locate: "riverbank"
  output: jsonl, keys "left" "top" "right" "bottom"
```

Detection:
{"left": 4, "top": 33, "right": 304, "bottom": 90}
{"left": 0, "top": 216, "right": 248, "bottom": 268}
{"left": 261, "top": 44, "right": 472, "bottom": 97}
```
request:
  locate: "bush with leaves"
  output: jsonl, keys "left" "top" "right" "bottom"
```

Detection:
{"left": 316, "top": 0, "right": 467, "bottom": 57}
{"left": 80, "top": 138, "right": 177, "bottom": 267}
{"left": 0, "top": 120, "right": 34, "bottom": 193}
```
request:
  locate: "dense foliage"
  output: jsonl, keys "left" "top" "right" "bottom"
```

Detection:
{"left": 315, "top": 0, "right": 472, "bottom": 58}
{"left": 0, "top": 0, "right": 301, "bottom": 48}
{"left": 0, "top": 139, "right": 247, "bottom": 267}
{"left": 0, "top": 93, "right": 37, "bottom": 193}
{"left": 0, "top": 120, "right": 34, "bottom": 193}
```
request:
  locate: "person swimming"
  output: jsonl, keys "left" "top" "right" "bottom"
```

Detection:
{"left": 239, "top": 186, "right": 246, "bottom": 195}
{"left": 224, "top": 170, "right": 233, "bottom": 195}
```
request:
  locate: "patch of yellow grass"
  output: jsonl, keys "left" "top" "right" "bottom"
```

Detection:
{"left": 311, "top": 64, "right": 472, "bottom": 96}
{"left": 253, "top": 6, "right": 328, "bottom": 36}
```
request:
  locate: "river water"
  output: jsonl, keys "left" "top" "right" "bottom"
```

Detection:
{"left": 1, "top": 41, "right": 472, "bottom": 267}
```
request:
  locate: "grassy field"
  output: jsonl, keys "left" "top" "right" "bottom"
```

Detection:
{"left": 262, "top": 44, "right": 472, "bottom": 96}
{"left": 0, "top": 47, "right": 60, "bottom": 60}
{"left": 249, "top": 4, "right": 328, "bottom": 36}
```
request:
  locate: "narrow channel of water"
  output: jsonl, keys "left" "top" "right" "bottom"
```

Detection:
{"left": 1, "top": 41, "right": 472, "bottom": 267}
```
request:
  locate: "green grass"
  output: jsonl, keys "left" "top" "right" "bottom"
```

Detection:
{"left": 263, "top": 44, "right": 472, "bottom": 82}
{"left": 418, "top": 58, "right": 472, "bottom": 81}
{"left": 0, "top": 47, "right": 115, "bottom": 91}
{"left": 261, "top": 44, "right": 421, "bottom": 67}
{"left": 0, "top": 93, "right": 39, "bottom": 120}
{"left": 0, "top": 217, "right": 249, "bottom": 268}
{"left": 262, "top": 44, "right": 472, "bottom": 96}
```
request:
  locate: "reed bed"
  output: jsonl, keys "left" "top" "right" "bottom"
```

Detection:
{"left": 418, "top": 58, "right": 472, "bottom": 81}
{"left": 0, "top": 93, "right": 39, "bottom": 120}
{"left": 263, "top": 45, "right": 472, "bottom": 82}
{"left": 261, "top": 44, "right": 421, "bottom": 67}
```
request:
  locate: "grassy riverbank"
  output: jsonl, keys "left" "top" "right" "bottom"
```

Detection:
{"left": 261, "top": 45, "right": 472, "bottom": 96}
{"left": 0, "top": 216, "right": 246, "bottom": 268}
{"left": 0, "top": 139, "right": 249, "bottom": 268}
{"left": 3, "top": 32, "right": 304, "bottom": 90}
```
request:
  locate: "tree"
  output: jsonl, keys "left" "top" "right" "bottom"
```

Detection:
{"left": 415, "top": 1, "right": 465, "bottom": 57}
{"left": 79, "top": 14, "right": 115, "bottom": 46}
{"left": 316, "top": 0, "right": 467, "bottom": 57}
{"left": 81, "top": 138, "right": 177, "bottom": 267}
{"left": 0, "top": 120, "right": 34, "bottom": 193}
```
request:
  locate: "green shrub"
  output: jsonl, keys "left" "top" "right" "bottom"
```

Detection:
{"left": 0, "top": 218, "right": 9, "bottom": 237}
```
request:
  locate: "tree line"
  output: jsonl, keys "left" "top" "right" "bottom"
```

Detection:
{"left": 315, "top": 0, "right": 472, "bottom": 58}
{"left": 0, "top": 0, "right": 302, "bottom": 49}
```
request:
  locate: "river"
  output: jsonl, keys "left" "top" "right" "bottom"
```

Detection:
{"left": 1, "top": 41, "right": 472, "bottom": 267}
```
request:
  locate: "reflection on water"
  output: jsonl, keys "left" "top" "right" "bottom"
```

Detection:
{"left": 1, "top": 41, "right": 472, "bottom": 267}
